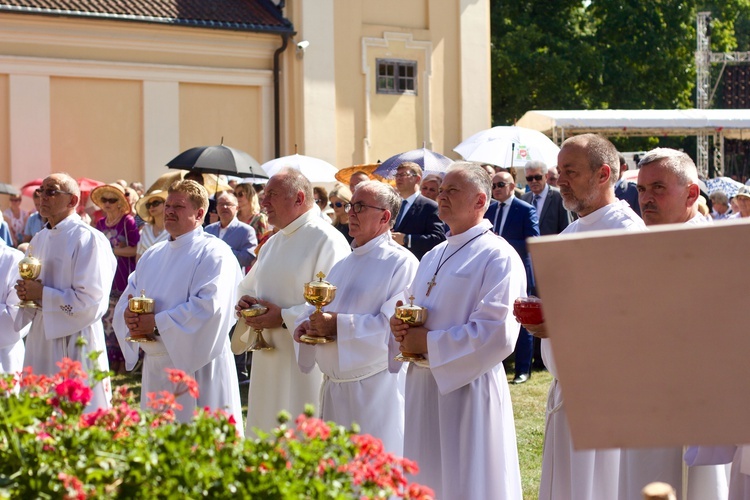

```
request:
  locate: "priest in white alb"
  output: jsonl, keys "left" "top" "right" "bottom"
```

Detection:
{"left": 522, "top": 134, "right": 646, "bottom": 500}
{"left": 1, "top": 241, "right": 27, "bottom": 374}
{"left": 15, "top": 173, "right": 116, "bottom": 411}
{"left": 113, "top": 180, "right": 243, "bottom": 430}
{"left": 235, "top": 168, "right": 350, "bottom": 436}
{"left": 389, "top": 161, "right": 526, "bottom": 499}
{"left": 293, "top": 181, "right": 417, "bottom": 455}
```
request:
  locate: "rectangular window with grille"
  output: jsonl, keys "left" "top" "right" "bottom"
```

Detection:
{"left": 376, "top": 59, "right": 417, "bottom": 95}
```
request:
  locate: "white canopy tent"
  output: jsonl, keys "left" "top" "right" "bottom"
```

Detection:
{"left": 517, "top": 109, "right": 750, "bottom": 175}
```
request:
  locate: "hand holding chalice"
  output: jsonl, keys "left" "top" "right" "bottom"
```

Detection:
{"left": 240, "top": 304, "right": 273, "bottom": 352}
{"left": 394, "top": 295, "right": 429, "bottom": 365}
{"left": 18, "top": 247, "right": 42, "bottom": 309}
{"left": 299, "top": 272, "right": 337, "bottom": 344}
{"left": 126, "top": 290, "right": 157, "bottom": 343}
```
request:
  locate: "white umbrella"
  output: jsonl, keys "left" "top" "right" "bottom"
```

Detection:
{"left": 454, "top": 126, "right": 560, "bottom": 168}
{"left": 260, "top": 154, "right": 338, "bottom": 183}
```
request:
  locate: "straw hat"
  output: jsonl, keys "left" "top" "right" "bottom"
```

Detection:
{"left": 135, "top": 190, "right": 168, "bottom": 221}
{"left": 90, "top": 183, "right": 130, "bottom": 212}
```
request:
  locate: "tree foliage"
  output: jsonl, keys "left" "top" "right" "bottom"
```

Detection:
{"left": 490, "top": 0, "right": 750, "bottom": 126}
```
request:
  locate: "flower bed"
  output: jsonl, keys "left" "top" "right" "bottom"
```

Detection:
{"left": 0, "top": 358, "right": 433, "bottom": 499}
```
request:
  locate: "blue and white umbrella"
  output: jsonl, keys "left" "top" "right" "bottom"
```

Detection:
{"left": 373, "top": 147, "right": 454, "bottom": 178}
{"left": 706, "top": 177, "right": 744, "bottom": 198}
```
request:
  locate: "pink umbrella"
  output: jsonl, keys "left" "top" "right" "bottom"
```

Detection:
{"left": 21, "top": 179, "right": 43, "bottom": 198}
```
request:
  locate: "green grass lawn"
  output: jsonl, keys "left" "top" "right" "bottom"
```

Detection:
{"left": 112, "top": 367, "right": 551, "bottom": 499}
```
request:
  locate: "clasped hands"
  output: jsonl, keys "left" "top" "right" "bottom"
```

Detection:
{"left": 124, "top": 293, "right": 156, "bottom": 336}
{"left": 15, "top": 279, "right": 43, "bottom": 304}
{"left": 293, "top": 311, "right": 337, "bottom": 343}
{"left": 389, "top": 300, "right": 428, "bottom": 354}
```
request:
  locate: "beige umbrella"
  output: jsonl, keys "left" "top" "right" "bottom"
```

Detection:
{"left": 147, "top": 170, "right": 231, "bottom": 196}
{"left": 334, "top": 163, "right": 394, "bottom": 186}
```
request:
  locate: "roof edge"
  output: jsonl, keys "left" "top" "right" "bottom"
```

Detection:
{"left": 0, "top": 4, "right": 295, "bottom": 34}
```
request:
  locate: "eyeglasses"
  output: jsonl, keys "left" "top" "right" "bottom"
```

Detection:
{"left": 526, "top": 174, "right": 544, "bottom": 182}
{"left": 492, "top": 182, "right": 509, "bottom": 189}
{"left": 9, "top": 198, "right": 21, "bottom": 202}
{"left": 344, "top": 202, "right": 386, "bottom": 214}
{"left": 234, "top": 191, "right": 245, "bottom": 198}
{"left": 330, "top": 201, "right": 344, "bottom": 208}
{"left": 394, "top": 173, "right": 416, "bottom": 179}
{"left": 145, "top": 199, "right": 164, "bottom": 209}
{"left": 99, "top": 197, "right": 119, "bottom": 204}
{"left": 314, "top": 199, "right": 320, "bottom": 203}
{"left": 35, "top": 188, "right": 73, "bottom": 198}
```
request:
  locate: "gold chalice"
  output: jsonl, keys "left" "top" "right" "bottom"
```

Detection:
{"left": 18, "top": 247, "right": 42, "bottom": 309}
{"left": 240, "top": 304, "right": 272, "bottom": 352}
{"left": 394, "top": 295, "right": 429, "bottom": 365}
{"left": 300, "top": 271, "right": 337, "bottom": 344}
{"left": 126, "top": 290, "right": 157, "bottom": 343}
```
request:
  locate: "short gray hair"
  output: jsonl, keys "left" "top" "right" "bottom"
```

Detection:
{"left": 524, "top": 160, "right": 548, "bottom": 174}
{"left": 562, "top": 134, "right": 620, "bottom": 186}
{"left": 709, "top": 190, "right": 728, "bottom": 205}
{"left": 49, "top": 173, "right": 80, "bottom": 207}
{"left": 447, "top": 161, "right": 491, "bottom": 211}
{"left": 356, "top": 180, "right": 402, "bottom": 228}
{"left": 638, "top": 148, "right": 698, "bottom": 186}
{"left": 276, "top": 167, "right": 314, "bottom": 208}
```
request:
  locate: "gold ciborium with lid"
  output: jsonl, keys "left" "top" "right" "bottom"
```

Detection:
{"left": 126, "top": 290, "right": 157, "bottom": 343}
{"left": 300, "top": 271, "right": 337, "bottom": 344}
{"left": 394, "top": 295, "right": 429, "bottom": 365}
{"left": 18, "top": 247, "right": 42, "bottom": 309}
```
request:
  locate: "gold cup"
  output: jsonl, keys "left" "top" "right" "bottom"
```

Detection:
{"left": 300, "top": 271, "right": 337, "bottom": 344}
{"left": 240, "top": 304, "right": 272, "bottom": 351}
{"left": 394, "top": 295, "right": 429, "bottom": 365}
{"left": 126, "top": 290, "right": 157, "bottom": 343}
{"left": 18, "top": 248, "right": 42, "bottom": 309}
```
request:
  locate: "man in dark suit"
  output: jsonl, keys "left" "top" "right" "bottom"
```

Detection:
{"left": 391, "top": 161, "right": 445, "bottom": 260}
{"left": 614, "top": 154, "right": 641, "bottom": 216}
{"left": 485, "top": 171, "right": 539, "bottom": 384}
{"left": 521, "top": 160, "right": 571, "bottom": 236}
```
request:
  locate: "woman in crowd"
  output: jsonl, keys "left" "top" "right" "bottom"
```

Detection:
{"left": 4, "top": 193, "right": 28, "bottom": 247}
{"left": 234, "top": 182, "right": 269, "bottom": 239}
{"left": 134, "top": 190, "right": 168, "bottom": 261}
{"left": 420, "top": 174, "right": 442, "bottom": 201}
{"left": 91, "top": 183, "right": 139, "bottom": 374}
{"left": 329, "top": 184, "right": 353, "bottom": 245}
{"left": 313, "top": 186, "right": 332, "bottom": 222}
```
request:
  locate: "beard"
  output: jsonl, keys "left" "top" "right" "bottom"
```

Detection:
{"left": 560, "top": 175, "right": 600, "bottom": 214}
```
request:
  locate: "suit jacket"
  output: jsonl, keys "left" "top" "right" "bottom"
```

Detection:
{"left": 615, "top": 178, "right": 641, "bottom": 216}
{"left": 485, "top": 198, "right": 539, "bottom": 293}
{"left": 521, "top": 187, "right": 571, "bottom": 236}
{"left": 205, "top": 217, "right": 258, "bottom": 268}
{"left": 393, "top": 194, "right": 445, "bottom": 260}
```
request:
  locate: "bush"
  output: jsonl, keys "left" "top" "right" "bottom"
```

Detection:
{"left": 0, "top": 358, "right": 433, "bottom": 499}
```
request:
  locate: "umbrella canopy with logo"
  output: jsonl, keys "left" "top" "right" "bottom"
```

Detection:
{"left": 373, "top": 147, "right": 454, "bottom": 179}
{"left": 706, "top": 176, "right": 745, "bottom": 198}
{"left": 454, "top": 126, "right": 560, "bottom": 168}
{"left": 167, "top": 142, "right": 267, "bottom": 179}
{"left": 260, "top": 154, "right": 338, "bottom": 183}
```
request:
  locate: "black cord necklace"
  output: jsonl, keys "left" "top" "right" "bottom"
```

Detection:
{"left": 426, "top": 229, "right": 490, "bottom": 296}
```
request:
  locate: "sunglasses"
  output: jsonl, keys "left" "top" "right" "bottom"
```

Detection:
{"left": 330, "top": 201, "right": 344, "bottom": 208}
{"left": 145, "top": 199, "right": 164, "bottom": 209}
{"left": 234, "top": 191, "right": 245, "bottom": 198}
{"left": 100, "top": 197, "right": 119, "bottom": 204}
{"left": 394, "top": 173, "right": 416, "bottom": 179}
{"left": 526, "top": 174, "right": 544, "bottom": 182}
{"left": 10, "top": 198, "right": 21, "bottom": 202}
{"left": 35, "top": 188, "right": 73, "bottom": 198}
{"left": 492, "top": 182, "right": 509, "bottom": 189}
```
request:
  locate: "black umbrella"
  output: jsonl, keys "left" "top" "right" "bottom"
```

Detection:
{"left": 166, "top": 141, "right": 268, "bottom": 179}
{"left": 0, "top": 183, "right": 20, "bottom": 196}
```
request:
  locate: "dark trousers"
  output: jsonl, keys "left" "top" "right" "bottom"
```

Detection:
{"left": 513, "top": 326, "right": 534, "bottom": 376}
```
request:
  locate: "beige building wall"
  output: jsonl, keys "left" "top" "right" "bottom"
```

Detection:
{"left": 0, "top": 13, "right": 278, "bottom": 194}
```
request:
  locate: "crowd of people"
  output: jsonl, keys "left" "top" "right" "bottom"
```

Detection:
{"left": 1, "top": 134, "right": 748, "bottom": 498}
